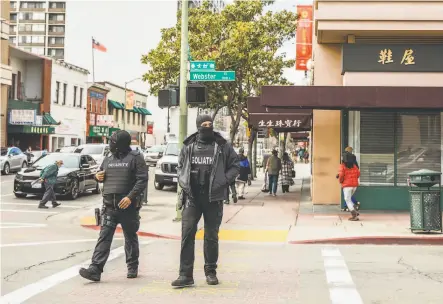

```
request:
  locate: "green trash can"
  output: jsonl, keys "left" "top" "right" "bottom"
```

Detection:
{"left": 408, "top": 169, "right": 442, "bottom": 233}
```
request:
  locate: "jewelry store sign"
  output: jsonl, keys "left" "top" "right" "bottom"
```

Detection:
{"left": 342, "top": 44, "right": 443, "bottom": 73}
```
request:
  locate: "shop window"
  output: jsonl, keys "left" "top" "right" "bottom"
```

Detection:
{"left": 79, "top": 88, "right": 83, "bottom": 108}
{"left": 349, "top": 111, "right": 395, "bottom": 186}
{"left": 349, "top": 111, "right": 442, "bottom": 187}
{"left": 73, "top": 86, "right": 77, "bottom": 107}
{"left": 55, "top": 81, "right": 60, "bottom": 103}
{"left": 396, "top": 113, "right": 441, "bottom": 185}
{"left": 62, "top": 83, "right": 67, "bottom": 105}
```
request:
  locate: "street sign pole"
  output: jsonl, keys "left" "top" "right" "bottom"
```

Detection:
{"left": 173, "top": 0, "right": 189, "bottom": 222}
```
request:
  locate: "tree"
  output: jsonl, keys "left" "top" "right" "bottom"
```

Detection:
{"left": 141, "top": 0, "right": 298, "bottom": 142}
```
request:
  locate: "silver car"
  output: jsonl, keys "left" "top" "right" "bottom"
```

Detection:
{"left": 145, "top": 145, "right": 165, "bottom": 166}
{"left": 1, "top": 147, "right": 28, "bottom": 175}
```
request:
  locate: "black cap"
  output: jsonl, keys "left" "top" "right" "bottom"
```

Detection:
{"left": 196, "top": 114, "right": 213, "bottom": 128}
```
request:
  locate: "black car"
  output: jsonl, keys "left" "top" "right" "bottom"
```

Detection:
{"left": 14, "top": 153, "right": 100, "bottom": 200}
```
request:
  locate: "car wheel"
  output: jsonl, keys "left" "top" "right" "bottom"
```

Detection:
{"left": 22, "top": 161, "right": 27, "bottom": 168}
{"left": 154, "top": 181, "right": 164, "bottom": 190}
{"left": 92, "top": 182, "right": 100, "bottom": 194}
{"left": 2, "top": 163, "right": 10, "bottom": 175}
{"left": 14, "top": 193, "right": 27, "bottom": 198}
{"left": 69, "top": 179, "right": 79, "bottom": 200}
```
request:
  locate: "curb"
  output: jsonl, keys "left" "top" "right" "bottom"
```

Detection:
{"left": 289, "top": 236, "right": 443, "bottom": 246}
{"left": 81, "top": 224, "right": 181, "bottom": 240}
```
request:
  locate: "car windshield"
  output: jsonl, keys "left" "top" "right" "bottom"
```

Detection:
{"left": 1, "top": 148, "right": 8, "bottom": 156}
{"left": 165, "top": 143, "right": 179, "bottom": 156}
{"left": 33, "top": 154, "right": 79, "bottom": 169}
{"left": 148, "top": 146, "right": 164, "bottom": 153}
{"left": 74, "top": 146, "right": 104, "bottom": 155}
{"left": 60, "top": 146, "right": 76, "bottom": 153}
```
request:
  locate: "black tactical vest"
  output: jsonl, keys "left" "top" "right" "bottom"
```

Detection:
{"left": 191, "top": 142, "right": 215, "bottom": 190}
{"left": 102, "top": 152, "right": 136, "bottom": 195}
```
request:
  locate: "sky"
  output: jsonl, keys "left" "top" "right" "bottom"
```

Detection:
{"left": 64, "top": 0, "right": 313, "bottom": 132}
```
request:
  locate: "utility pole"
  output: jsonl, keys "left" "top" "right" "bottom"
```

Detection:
{"left": 173, "top": 0, "right": 189, "bottom": 222}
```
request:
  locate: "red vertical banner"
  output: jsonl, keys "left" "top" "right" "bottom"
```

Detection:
{"left": 147, "top": 123, "right": 153, "bottom": 135}
{"left": 296, "top": 5, "right": 313, "bottom": 71}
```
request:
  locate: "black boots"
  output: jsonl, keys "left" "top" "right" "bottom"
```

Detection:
{"left": 171, "top": 276, "right": 195, "bottom": 287}
{"left": 79, "top": 266, "right": 101, "bottom": 282}
{"left": 52, "top": 202, "right": 61, "bottom": 208}
{"left": 206, "top": 273, "right": 219, "bottom": 285}
{"left": 127, "top": 268, "right": 138, "bottom": 279}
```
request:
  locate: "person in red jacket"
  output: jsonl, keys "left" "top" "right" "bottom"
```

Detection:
{"left": 338, "top": 156, "right": 360, "bottom": 221}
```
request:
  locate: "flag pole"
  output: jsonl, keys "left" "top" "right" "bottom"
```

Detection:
{"left": 91, "top": 36, "right": 95, "bottom": 83}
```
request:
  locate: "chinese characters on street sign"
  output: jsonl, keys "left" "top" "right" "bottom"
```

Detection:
{"left": 258, "top": 119, "right": 304, "bottom": 128}
{"left": 190, "top": 61, "right": 216, "bottom": 71}
{"left": 378, "top": 48, "right": 415, "bottom": 65}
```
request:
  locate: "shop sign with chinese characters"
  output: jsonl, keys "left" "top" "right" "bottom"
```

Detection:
{"left": 249, "top": 114, "right": 311, "bottom": 130}
{"left": 89, "top": 126, "right": 109, "bottom": 137}
{"left": 342, "top": 44, "right": 443, "bottom": 73}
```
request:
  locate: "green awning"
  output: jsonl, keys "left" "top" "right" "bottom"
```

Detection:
{"left": 108, "top": 100, "right": 124, "bottom": 109}
{"left": 140, "top": 108, "right": 152, "bottom": 115}
{"left": 43, "top": 113, "right": 59, "bottom": 125}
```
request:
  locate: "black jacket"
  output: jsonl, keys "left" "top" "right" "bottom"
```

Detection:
{"left": 177, "top": 131, "right": 240, "bottom": 202}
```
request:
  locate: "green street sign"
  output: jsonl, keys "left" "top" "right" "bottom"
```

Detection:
{"left": 190, "top": 61, "right": 216, "bottom": 71}
{"left": 89, "top": 125, "right": 109, "bottom": 137}
{"left": 190, "top": 71, "right": 235, "bottom": 82}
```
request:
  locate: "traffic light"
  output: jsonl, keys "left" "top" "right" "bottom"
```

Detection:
{"left": 186, "top": 83, "right": 208, "bottom": 105}
{"left": 158, "top": 89, "right": 178, "bottom": 108}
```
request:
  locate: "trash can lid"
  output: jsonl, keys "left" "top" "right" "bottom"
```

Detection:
{"left": 408, "top": 169, "right": 442, "bottom": 177}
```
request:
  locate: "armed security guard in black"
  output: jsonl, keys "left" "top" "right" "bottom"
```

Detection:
{"left": 79, "top": 130, "right": 149, "bottom": 282}
{"left": 172, "top": 115, "right": 240, "bottom": 288}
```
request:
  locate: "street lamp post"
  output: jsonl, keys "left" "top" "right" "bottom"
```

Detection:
{"left": 123, "top": 77, "right": 142, "bottom": 131}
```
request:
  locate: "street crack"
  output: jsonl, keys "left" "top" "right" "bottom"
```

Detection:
{"left": 3, "top": 250, "right": 91, "bottom": 281}
{"left": 397, "top": 256, "right": 443, "bottom": 284}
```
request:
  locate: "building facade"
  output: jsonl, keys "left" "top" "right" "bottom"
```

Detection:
{"left": 1, "top": 1, "right": 13, "bottom": 147}
{"left": 49, "top": 60, "right": 89, "bottom": 151}
{"left": 86, "top": 83, "right": 110, "bottom": 144}
{"left": 260, "top": 0, "right": 443, "bottom": 210}
{"left": 7, "top": 46, "right": 58, "bottom": 151}
{"left": 101, "top": 81, "right": 151, "bottom": 148}
{"left": 9, "top": 0, "right": 66, "bottom": 59}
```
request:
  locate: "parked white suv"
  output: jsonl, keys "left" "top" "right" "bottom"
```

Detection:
{"left": 154, "top": 141, "right": 179, "bottom": 190}
{"left": 74, "top": 144, "right": 109, "bottom": 165}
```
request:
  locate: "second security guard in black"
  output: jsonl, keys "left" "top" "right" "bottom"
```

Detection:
{"left": 172, "top": 115, "right": 240, "bottom": 288}
{"left": 79, "top": 130, "right": 148, "bottom": 282}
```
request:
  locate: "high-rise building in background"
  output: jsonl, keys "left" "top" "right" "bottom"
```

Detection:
{"left": 8, "top": 1, "right": 66, "bottom": 60}
{"left": 177, "top": 0, "right": 225, "bottom": 13}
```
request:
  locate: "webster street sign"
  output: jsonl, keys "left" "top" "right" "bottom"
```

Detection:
{"left": 190, "top": 71, "right": 236, "bottom": 82}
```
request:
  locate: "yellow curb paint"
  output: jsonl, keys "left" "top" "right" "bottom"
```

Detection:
{"left": 196, "top": 229, "right": 288, "bottom": 242}
{"left": 80, "top": 216, "right": 96, "bottom": 226}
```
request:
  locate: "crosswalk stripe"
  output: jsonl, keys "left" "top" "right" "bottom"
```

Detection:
{"left": 322, "top": 247, "right": 363, "bottom": 304}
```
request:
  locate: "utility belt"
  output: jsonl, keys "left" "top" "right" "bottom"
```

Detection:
{"left": 94, "top": 195, "right": 141, "bottom": 227}
{"left": 102, "top": 194, "right": 142, "bottom": 209}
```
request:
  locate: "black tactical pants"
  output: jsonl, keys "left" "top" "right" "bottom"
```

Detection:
{"left": 91, "top": 206, "right": 140, "bottom": 273}
{"left": 179, "top": 196, "right": 223, "bottom": 277}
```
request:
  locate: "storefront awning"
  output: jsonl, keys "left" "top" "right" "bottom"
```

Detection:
{"left": 139, "top": 108, "right": 152, "bottom": 115}
{"left": 260, "top": 86, "right": 443, "bottom": 110}
{"left": 248, "top": 97, "right": 312, "bottom": 114}
{"left": 108, "top": 100, "right": 124, "bottom": 110}
{"left": 43, "top": 113, "right": 59, "bottom": 125}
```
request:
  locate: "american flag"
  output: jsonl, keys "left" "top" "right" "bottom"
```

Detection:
{"left": 92, "top": 38, "right": 107, "bottom": 52}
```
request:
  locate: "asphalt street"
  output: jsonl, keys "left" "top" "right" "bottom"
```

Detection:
{"left": 1, "top": 173, "right": 443, "bottom": 303}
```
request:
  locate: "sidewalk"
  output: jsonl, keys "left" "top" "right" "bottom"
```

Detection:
{"left": 80, "top": 164, "right": 443, "bottom": 245}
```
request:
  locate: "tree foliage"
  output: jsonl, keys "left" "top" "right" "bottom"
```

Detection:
{"left": 141, "top": 0, "right": 298, "bottom": 141}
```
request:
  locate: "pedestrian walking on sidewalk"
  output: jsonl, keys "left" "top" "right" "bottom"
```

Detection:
{"left": 79, "top": 130, "right": 148, "bottom": 282}
{"left": 235, "top": 147, "right": 251, "bottom": 200}
{"left": 172, "top": 115, "right": 239, "bottom": 288}
{"left": 266, "top": 149, "right": 282, "bottom": 196}
{"left": 37, "top": 160, "right": 63, "bottom": 209}
{"left": 339, "top": 147, "right": 361, "bottom": 212}
{"left": 338, "top": 154, "right": 361, "bottom": 221}
{"left": 280, "top": 152, "right": 294, "bottom": 193}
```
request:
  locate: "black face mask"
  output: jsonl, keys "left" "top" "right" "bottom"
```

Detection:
{"left": 109, "top": 134, "right": 118, "bottom": 154}
{"left": 198, "top": 126, "right": 214, "bottom": 141}
{"left": 109, "top": 131, "right": 130, "bottom": 154}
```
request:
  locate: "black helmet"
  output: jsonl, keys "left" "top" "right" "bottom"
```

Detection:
{"left": 109, "top": 130, "right": 131, "bottom": 154}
